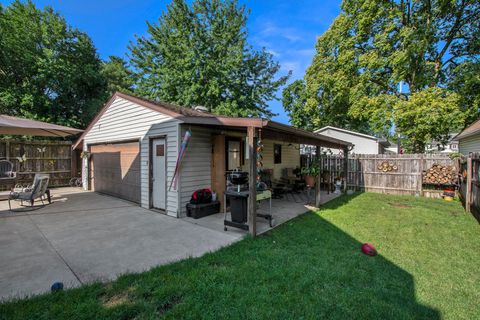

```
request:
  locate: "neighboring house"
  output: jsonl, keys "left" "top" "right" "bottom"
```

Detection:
{"left": 314, "top": 126, "right": 396, "bottom": 155}
{"left": 74, "top": 92, "right": 350, "bottom": 218}
{"left": 379, "top": 139, "right": 398, "bottom": 154}
{"left": 425, "top": 133, "right": 459, "bottom": 154}
{"left": 455, "top": 120, "right": 480, "bottom": 155}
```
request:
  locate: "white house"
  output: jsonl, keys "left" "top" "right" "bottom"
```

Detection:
{"left": 74, "top": 92, "right": 351, "bottom": 218}
{"left": 425, "top": 133, "right": 459, "bottom": 154}
{"left": 454, "top": 119, "right": 480, "bottom": 155}
{"left": 314, "top": 126, "right": 396, "bottom": 155}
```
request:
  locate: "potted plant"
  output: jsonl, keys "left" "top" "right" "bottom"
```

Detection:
{"left": 301, "top": 165, "right": 319, "bottom": 187}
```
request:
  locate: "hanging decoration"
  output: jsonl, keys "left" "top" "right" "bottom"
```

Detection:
{"left": 256, "top": 129, "right": 263, "bottom": 182}
{"left": 169, "top": 129, "right": 192, "bottom": 191}
{"left": 377, "top": 161, "right": 398, "bottom": 172}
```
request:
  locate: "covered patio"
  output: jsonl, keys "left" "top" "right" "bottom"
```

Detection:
{"left": 178, "top": 117, "right": 352, "bottom": 236}
{"left": 184, "top": 190, "right": 341, "bottom": 237}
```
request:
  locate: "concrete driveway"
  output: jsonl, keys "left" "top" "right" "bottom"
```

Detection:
{"left": 0, "top": 188, "right": 240, "bottom": 301}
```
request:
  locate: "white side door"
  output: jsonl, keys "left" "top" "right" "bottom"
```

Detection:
{"left": 152, "top": 138, "right": 166, "bottom": 210}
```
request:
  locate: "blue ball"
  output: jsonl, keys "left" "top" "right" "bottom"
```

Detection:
{"left": 51, "top": 282, "right": 64, "bottom": 292}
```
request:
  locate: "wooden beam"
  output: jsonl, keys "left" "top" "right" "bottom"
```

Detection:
{"left": 315, "top": 145, "right": 321, "bottom": 207}
{"left": 247, "top": 126, "right": 257, "bottom": 236}
{"left": 211, "top": 134, "right": 226, "bottom": 211}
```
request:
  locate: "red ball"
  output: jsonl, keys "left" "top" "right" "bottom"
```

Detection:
{"left": 361, "top": 243, "right": 377, "bottom": 256}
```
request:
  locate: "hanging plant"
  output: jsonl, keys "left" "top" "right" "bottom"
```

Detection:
{"left": 80, "top": 151, "right": 90, "bottom": 159}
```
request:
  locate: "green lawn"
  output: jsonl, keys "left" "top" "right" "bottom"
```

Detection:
{"left": 1, "top": 193, "right": 479, "bottom": 320}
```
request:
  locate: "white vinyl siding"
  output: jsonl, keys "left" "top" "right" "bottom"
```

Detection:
{"left": 82, "top": 97, "right": 181, "bottom": 216}
{"left": 459, "top": 134, "right": 480, "bottom": 155}
{"left": 317, "top": 128, "right": 379, "bottom": 154}
{"left": 178, "top": 125, "right": 212, "bottom": 217}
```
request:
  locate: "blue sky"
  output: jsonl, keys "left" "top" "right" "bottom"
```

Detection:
{"left": 1, "top": 0, "right": 342, "bottom": 124}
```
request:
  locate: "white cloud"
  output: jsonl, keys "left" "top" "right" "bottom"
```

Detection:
{"left": 258, "top": 21, "right": 302, "bottom": 43}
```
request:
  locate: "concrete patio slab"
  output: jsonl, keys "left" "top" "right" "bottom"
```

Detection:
{"left": 0, "top": 188, "right": 240, "bottom": 301}
{"left": 183, "top": 190, "right": 340, "bottom": 235}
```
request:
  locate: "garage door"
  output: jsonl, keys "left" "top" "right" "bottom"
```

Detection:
{"left": 89, "top": 141, "right": 141, "bottom": 203}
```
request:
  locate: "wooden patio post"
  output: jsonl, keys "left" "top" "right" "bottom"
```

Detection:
{"left": 343, "top": 146, "right": 349, "bottom": 192}
{"left": 247, "top": 126, "right": 257, "bottom": 236}
{"left": 466, "top": 156, "right": 473, "bottom": 213}
{"left": 315, "top": 145, "right": 322, "bottom": 207}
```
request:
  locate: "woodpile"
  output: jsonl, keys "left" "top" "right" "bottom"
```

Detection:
{"left": 422, "top": 164, "right": 457, "bottom": 185}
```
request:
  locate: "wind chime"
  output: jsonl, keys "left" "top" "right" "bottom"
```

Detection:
{"left": 256, "top": 129, "right": 263, "bottom": 182}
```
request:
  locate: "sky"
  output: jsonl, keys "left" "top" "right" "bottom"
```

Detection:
{"left": 0, "top": 0, "right": 342, "bottom": 124}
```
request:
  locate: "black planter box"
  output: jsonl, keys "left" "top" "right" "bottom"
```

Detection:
{"left": 186, "top": 201, "right": 220, "bottom": 219}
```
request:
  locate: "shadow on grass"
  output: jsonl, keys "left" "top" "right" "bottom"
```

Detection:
{"left": 0, "top": 194, "right": 440, "bottom": 319}
{"left": 317, "top": 191, "right": 363, "bottom": 210}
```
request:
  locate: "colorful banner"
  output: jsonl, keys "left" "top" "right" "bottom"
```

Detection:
{"left": 169, "top": 130, "right": 192, "bottom": 191}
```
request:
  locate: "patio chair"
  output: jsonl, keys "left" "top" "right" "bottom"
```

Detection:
{"left": 0, "top": 160, "right": 15, "bottom": 178}
{"left": 8, "top": 175, "right": 51, "bottom": 210}
{"left": 0, "top": 160, "right": 16, "bottom": 187}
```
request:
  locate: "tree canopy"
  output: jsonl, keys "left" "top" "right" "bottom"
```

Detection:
{"left": 286, "top": 0, "right": 479, "bottom": 152}
{"left": 101, "top": 56, "right": 135, "bottom": 96}
{"left": 129, "top": 0, "right": 289, "bottom": 118}
{"left": 0, "top": 0, "right": 107, "bottom": 129}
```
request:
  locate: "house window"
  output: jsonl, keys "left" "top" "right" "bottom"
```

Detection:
{"left": 274, "top": 144, "right": 282, "bottom": 164}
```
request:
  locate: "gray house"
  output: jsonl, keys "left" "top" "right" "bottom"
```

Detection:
{"left": 455, "top": 119, "right": 480, "bottom": 155}
{"left": 74, "top": 92, "right": 350, "bottom": 220}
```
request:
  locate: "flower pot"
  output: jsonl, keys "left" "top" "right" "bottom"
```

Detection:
{"left": 305, "top": 175, "right": 316, "bottom": 187}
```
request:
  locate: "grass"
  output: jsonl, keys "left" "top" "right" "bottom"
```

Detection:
{"left": 1, "top": 193, "right": 479, "bottom": 320}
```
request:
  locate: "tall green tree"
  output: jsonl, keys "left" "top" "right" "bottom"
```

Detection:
{"left": 282, "top": 80, "right": 311, "bottom": 129}
{"left": 129, "top": 0, "right": 289, "bottom": 118}
{"left": 293, "top": 0, "right": 478, "bottom": 152}
{"left": 101, "top": 56, "right": 135, "bottom": 96}
{"left": 0, "top": 0, "right": 106, "bottom": 129}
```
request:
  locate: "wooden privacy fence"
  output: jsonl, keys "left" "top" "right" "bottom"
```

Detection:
{"left": 316, "top": 154, "right": 456, "bottom": 196}
{"left": 458, "top": 154, "right": 480, "bottom": 222}
{"left": 0, "top": 140, "right": 79, "bottom": 189}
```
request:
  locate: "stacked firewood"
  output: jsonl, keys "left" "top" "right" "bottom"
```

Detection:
{"left": 422, "top": 164, "right": 457, "bottom": 185}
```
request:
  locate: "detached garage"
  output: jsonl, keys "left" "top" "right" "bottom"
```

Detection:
{"left": 89, "top": 142, "right": 141, "bottom": 203}
{"left": 74, "top": 92, "right": 187, "bottom": 216}
{"left": 74, "top": 91, "right": 350, "bottom": 224}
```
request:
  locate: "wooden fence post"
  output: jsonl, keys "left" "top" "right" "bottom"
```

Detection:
{"left": 247, "top": 126, "right": 257, "bottom": 237}
{"left": 419, "top": 154, "right": 424, "bottom": 197}
{"left": 343, "top": 147, "right": 348, "bottom": 192}
{"left": 466, "top": 157, "right": 473, "bottom": 213}
{"left": 315, "top": 145, "right": 321, "bottom": 207}
{"left": 5, "top": 140, "right": 10, "bottom": 160}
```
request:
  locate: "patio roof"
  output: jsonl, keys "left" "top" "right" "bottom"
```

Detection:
{"left": 0, "top": 115, "right": 83, "bottom": 137}
{"left": 74, "top": 92, "right": 351, "bottom": 150}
